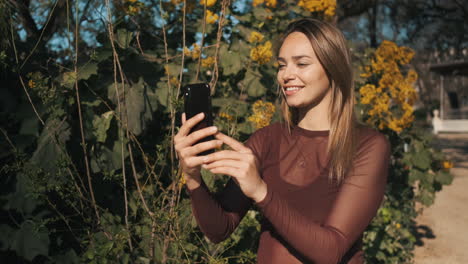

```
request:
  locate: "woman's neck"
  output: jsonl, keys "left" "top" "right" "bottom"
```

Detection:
{"left": 297, "top": 92, "right": 331, "bottom": 131}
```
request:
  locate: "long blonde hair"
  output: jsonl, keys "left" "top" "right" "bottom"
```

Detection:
{"left": 278, "top": 18, "right": 358, "bottom": 184}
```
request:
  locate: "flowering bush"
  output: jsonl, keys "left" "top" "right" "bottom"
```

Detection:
{"left": 357, "top": 41, "right": 453, "bottom": 263}
{"left": 359, "top": 40, "right": 418, "bottom": 133}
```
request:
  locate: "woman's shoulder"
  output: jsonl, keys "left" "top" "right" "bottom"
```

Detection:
{"left": 247, "top": 122, "right": 289, "bottom": 146}
{"left": 355, "top": 125, "right": 391, "bottom": 153}
{"left": 251, "top": 122, "right": 288, "bottom": 137}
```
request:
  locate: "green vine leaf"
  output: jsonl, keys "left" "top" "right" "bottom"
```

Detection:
{"left": 31, "top": 118, "right": 71, "bottom": 172}
{"left": 410, "top": 149, "right": 431, "bottom": 170}
{"left": 116, "top": 29, "right": 133, "bottom": 49}
{"left": 60, "top": 72, "right": 77, "bottom": 89}
{"left": 156, "top": 81, "right": 170, "bottom": 108}
{"left": 92, "top": 111, "right": 114, "bottom": 143}
{"left": 10, "top": 222, "right": 49, "bottom": 261}
{"left": 436, "top": 170, "right": 453, "bottom": 185}
{"left": 126, "top": 78, "right": 153, "bottom": 135}
{"left": 244, "top": 70, "right": 266, "bottom": 97}
{"left": 219, "top": 44, "right": 242, "bottom": 75}
{"left": 408, "top": 169, "right": 426, "bottom": 184}
{"left": 78, "top": 63, "right": 98, "bottom": 81}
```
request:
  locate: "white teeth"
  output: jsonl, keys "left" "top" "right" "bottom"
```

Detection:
{"left": 285, "top": 87, "right": 302, "bottom": 91}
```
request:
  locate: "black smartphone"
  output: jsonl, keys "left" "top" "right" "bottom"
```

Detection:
{"left": 183, "top": 83, "right": 215, "bottom": 155}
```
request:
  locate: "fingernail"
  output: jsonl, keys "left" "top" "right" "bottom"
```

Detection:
{"left": 198, "top": 112, "right": 205, "bottom": 118}
{"left": 202, "top": 164, "right": 207, "bottom": 168}
{"left": 211, "top": 126, "right": 218, "bottom": 132}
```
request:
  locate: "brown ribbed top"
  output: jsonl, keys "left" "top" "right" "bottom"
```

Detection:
{"left": 188, "top": 122, "right": 390, "bottom": 264}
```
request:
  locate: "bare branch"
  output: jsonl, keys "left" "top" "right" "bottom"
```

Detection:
{"left": 8, "top": 0, "right": 39, "bottom": 38}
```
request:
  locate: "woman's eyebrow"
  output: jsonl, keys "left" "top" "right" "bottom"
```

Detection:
{"left": 277, "top": 55, "right": 312, "bottom": 62}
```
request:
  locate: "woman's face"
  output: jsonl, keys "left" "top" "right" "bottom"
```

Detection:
{"left": 277, "top": 32, "right": 331, "bottom": 110}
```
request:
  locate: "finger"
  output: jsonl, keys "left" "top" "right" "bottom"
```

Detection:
{"left": 180, "top": 126, "right": 218, "bottom": 148}
{"left": 185, "top": 140, "right": 223, "bottom": 157}
{"left": 202, "top": 159, "right": 242, "bottom": 170}
{"left": 178, "top": 112, "right": 205, "bottom": 137}
{"left": 214, "top": 132, "right": 250, "bottom": 153}
{"left": 203, "top": 150, "right": 245, "bottom": 163}
{"left": 184, "top": 156, "right": 208, "bottom": 168}
{"left": 182, "top": 113, "right": 186, "bottom": 125}
{"left": 209, "top": 167, "right": 239, "bottom": 177}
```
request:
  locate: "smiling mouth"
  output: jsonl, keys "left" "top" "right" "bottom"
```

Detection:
{"left": 284, "top": 86, "right": 303, "bottom": 96}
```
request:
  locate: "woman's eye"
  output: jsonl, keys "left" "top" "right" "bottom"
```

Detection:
{"left": 297, "top": 63, "right": 309, "bottom": 67}
{"left": 278, "top": 64, "right": 286, "bottom": 69}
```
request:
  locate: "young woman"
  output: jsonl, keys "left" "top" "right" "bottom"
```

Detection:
{"left": 174, "top": 18, "right": 390, "bottom": 264}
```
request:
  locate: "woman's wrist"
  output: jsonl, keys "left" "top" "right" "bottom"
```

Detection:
{"left": 185, "top": 172, "right": 202, "bottom": 191}
{"left": 252, "top": 180, "right": 268, "bottom": 203}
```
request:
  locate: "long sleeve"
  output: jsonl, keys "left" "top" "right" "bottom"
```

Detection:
{"left": 187, "top": 126, "right": 269, "bottom": 243}
{"left": 188, "top": 178, "right": 252, "bottom": 243}
{"left": 256, "top": 132, "right": 391, "bottom": 264}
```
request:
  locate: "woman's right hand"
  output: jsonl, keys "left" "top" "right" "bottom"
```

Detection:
{"left": 174, "top": 112, "right": 223, "bottom": 190}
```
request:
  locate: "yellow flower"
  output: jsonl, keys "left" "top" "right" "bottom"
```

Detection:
{"left": 265, "top": 8, "right": 273, "bottom": 19}
{"left": 125, "top": 0, "right": 143, "bottom": 15}
{"left": 127, "top": 5, "right": 140, "bottom": 15}
{"left": 253, "top": 0, "right": 264, "bottom": 7}
{"left": 395, "top": 223, "right": 401, "bottom": 229}
{"left": 28, "top": 79, "right": 36, "bottom": 89}
{"left": 201, "top": 56, "right": 215, "bottom": 68}
{"left": 387, "top": 118, "right": 403, "bottom": 133}
{"left": 298, "top": 0, "right": 336, "bottom": 17}
{"left": 205, "top": 10, "right": 218, "bottom": 24}
{"left": 183, "top": 46, "right": 191, "bottom": 57}
{"left": 170, "top": 76, "right": 179, "bottom": 86}
{"left": 406, "top": 69, "right": 418, "bottom": 83}
{"left": 192, "top": 43, "right": 201, "bottom": 59}
{"left": 443, "top": 161, "right": 454, "bottom": 170}
{"left": 178, "top": 172, "right": 187, "bottom": 189}
{"left": 249, "top": 31, "right": 264, "bottom": 43}
{"left": 360, "top": 65, "right": 372, "bottom": 78}
{"left": 219, "top": 112, "right": 234, "bottom": 121}
{"left": 250, "top": 41, "right": 273, "bottom": 64}
{"left": 248, "top": 100, "right": 276, "bottom": 129}
{"left": 184, "top": 43, "right": 201, "bottom": 59}
{"left": 359, "top": 84, "right": 377, "bottom": 105}
{"left": 200, "top": 0, "right": 216, "bottom": 7}
{"left": 265, "top": 0, "right": 277, "bottom": 7}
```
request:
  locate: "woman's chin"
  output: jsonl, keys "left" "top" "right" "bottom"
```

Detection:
{"left": 286, "top": 99, "right": 306, "bottom": 108}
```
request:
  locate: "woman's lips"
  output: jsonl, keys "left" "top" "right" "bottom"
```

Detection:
{"left": 284, "top": 86, "right": 303, "bottom": 96}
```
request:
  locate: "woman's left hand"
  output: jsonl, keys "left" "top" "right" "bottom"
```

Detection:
{"left": 202, "top": 132, "right": 267, "bottom": 203}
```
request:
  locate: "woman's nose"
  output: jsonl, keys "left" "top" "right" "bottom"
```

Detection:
{"left": 281, "top": 66, "right": 296, "bottom": 82}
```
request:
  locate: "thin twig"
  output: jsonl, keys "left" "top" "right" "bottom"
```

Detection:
{"left": 158, "top": 0, "right": 174, "bottom": 262}
{"left": 209, "top": 0, "right": 230, "bottom": 94}
{"left": 164, "top": 0, "right": 189, "bottom": 260}
{"left": 20, "top": 0, "right": 60, "bottom": 69}
{"left": 0, "top": 127, "right": 17, "bottom": 153}
{"left": 46, "top": 198, "right": 79, "bottom": 241}
{"left": 104, "top": 0, "right": 133, "bottom": 251}
{"left": 127, "top": 140, "right": 153, "bottom": 217}
{"left": 18, "top": 75, "right": 45, "bottom": 125}
{"left": 71, "top": 0, "right": 100, "bottom": 224}
{"left": 194, "top": 2, "right": 208, "bottom": 82}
